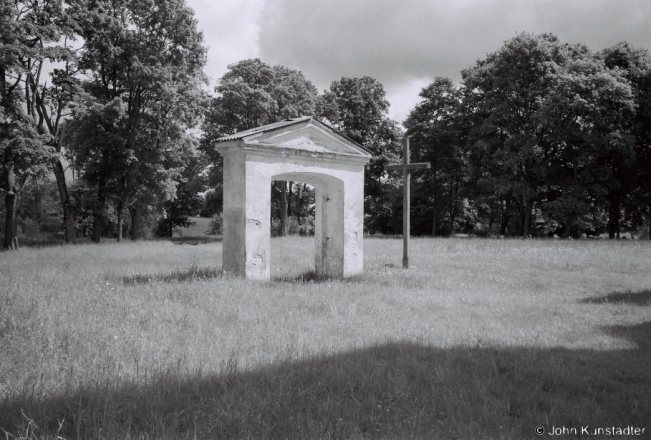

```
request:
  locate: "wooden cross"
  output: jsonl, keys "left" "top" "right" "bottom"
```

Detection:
{"left": 384, "top": 137, "right": 430, "bottom": 268}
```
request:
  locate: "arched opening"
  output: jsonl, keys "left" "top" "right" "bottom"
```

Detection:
{"left": 269, "top": 179, "right": 316, "bottom": 280}
{"left": 270, "top": 180, "right": 315, "bottom": 238}
{"left": 271, "top": 172, "right": 345, "bottom": 279}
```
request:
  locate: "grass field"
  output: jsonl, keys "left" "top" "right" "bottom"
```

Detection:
{"left": 172, "top": 217, "right": 215, "bottom": 239}
{"left": 1, "top": 237, "right": 650, "bottom": 439}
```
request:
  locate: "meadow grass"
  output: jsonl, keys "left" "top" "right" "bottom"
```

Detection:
{"left": 172, "top": 217, "right": 216, "bottom": 238}
{"left": 0, "top": 237, "right": 650, "bottom": 439}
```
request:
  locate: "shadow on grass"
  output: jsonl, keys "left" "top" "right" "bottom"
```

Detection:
{"left": 1, "top": 321, "right": 650, "bottom": 439}
{"left": 272, "top": 270, "right": 369, "bottom": 284}
{"left": 580, "top": 290, "right": 651, "bottom": 306}
{"left": 6, "top": 236, "right": 222, "bottom": 249}
{"left": 118, "top": 268, "right": 363, "bottom": 286}
{"left": 168, "top": 236, "right": 222, "bottom": 246}
{"left": 5, "top": 237, "right": 67, "bottom": 249}
{"left": 273, "top": 270, "right": 333, "bottom": 284}
{"left": 118, "top": 266, "right": 222, "bottom": 285}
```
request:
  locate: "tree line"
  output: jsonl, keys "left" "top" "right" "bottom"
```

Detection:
{"left": 405, "top": 33, "right": 651, "bottom": 239}
{"left": 1, "top": 0, "right": 208, "bottom": 248}
{"left": 2, "top": 0, "right": 650, "bottom": 249}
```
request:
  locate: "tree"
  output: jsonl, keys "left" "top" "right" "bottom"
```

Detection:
{"left": 65, "top": 97, "right": 130, "bottom": 241}
{"left": 65, "top": 0, "right": 208, "bottom": 242}
{"left": 404, "top": 78, "right": 467, "bottom": 236}
{"left": 0, "top": 118, "right": 51, "bottom": 249}
{"left": 41, "top": 66, "right": 83, "bottom": 244}
{"left": 0, "top": 0, "right": 67, "bottom": 249}
{"left": 15, "top": 0, "right": 81, "bottom": 244}
{"left": 462, "top": 33, "right": 590, "bottom": 237}
{"left": 202, "top": 59, "right": 322, "bottom": 235}
{"left": 321, "top": 77, "right": 402, "bottom": 234}
{"left": 455, "top": 33, "right": 638, "bottom": 238}
{"left": 538, "top": 55, "right": 635, "bottom": 238}
{"left": 600, "top": 42, "right": 651, "bottom": 239}
{"left": 155, "top": 151, "right": 207, "bottom": 237}
{"left": 206, "top": 59, "right": 321, "bottom": 136}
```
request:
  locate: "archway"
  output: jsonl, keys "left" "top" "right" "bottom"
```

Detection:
{"left": 214, "top": 117, "right": 371, "bottom": 280}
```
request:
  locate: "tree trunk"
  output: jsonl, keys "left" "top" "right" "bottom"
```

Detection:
{"left": 488, "top": 198, "right": 495, "bottom": 233}
{"left": 518, "top": 197, "right": 526, "bottom": 236}
{"left": 448, "top": 177, "right": 457, "bottom": 235}
{"left": 0, "top": 65, "right": 6, "bottom": 98}
{"left": 53, "top": 158, "right": 76, "bottom": 243}
{"left": 279, "top": 181, "right": 287, "bottom": 236}
{"left": 4, "top": 192, "right": 19, "bottom": 250}
{"left": 522, "top": 197, "right": 533, "bottom": 237}
{"left": 431, "top": 172, "right": 438, "bottom": 237}
{"left": 3, "top": 162, "right": 20, "bottom": 250}
{"left": 564, "top": 211, "right": 572, "bottom": 239}
{"left": 287, "top": 181, "right": 293, "bottom": 218}
{"left": 116, "top": 199, "right": 124, "bottom": 242}
{"left": 608, "top": 200, "right": 613, "bottom": 239}
{"left": 500, "top": 198, "right": 510, "bottom": 235}
{"left": 129, "top": 204, "right": 143, "bottom": 240}
{"left": 33, "top": 180, "right": 42, "bottom": 224}
{"left": 608, "top": 195, "right": 620, "bottom": 239}
{"left": 91, "top": 173, "right": 107, "bottom": 243}
{"left": 91, "top": 194, "right": 105, "bottom": 244}
{"left": 91, "top": 214, "right": 102, "bottom": 243}
{"left": 297, "top": 184, "right": 304, "bottom": 222}
{"left": 63, "top": 205, "right": 75, "bottom": 242}
{"left": 432, "top": 206, "right": 438, "bottom": 237}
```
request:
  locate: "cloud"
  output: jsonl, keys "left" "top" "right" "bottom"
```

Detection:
{"left": 256, "top": 0, "right": 651, "bottom": 122}
{"left": 189, "top": 0, "right": 265, "bottom": 85}
{"left": 385, "top": 78, "right": 431, "bottom": 123}
{"left": 187, "top": 0, "right": 651, "bottom": 123}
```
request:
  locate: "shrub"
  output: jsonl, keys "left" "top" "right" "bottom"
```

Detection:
{"left": 271, "top": 216, "right": 314, "bottom": 236}
{"left": 206, "top": 214, "right": 223, "bottom": 235}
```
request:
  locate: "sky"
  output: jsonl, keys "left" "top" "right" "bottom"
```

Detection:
{"left": 187, "top": 0, "right": 651, "bottom": 125}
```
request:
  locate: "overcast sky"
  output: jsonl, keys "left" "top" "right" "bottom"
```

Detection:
{"left": 188, "top": 0, "right": 651, "bottom": 125}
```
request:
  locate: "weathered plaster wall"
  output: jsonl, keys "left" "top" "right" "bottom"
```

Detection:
{"left": 221, "top": 149, "right": 366, "bottom": 281}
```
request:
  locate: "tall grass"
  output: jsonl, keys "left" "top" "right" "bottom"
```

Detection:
{"left": 1, "top": 237, "right": 650, "bottom": 439}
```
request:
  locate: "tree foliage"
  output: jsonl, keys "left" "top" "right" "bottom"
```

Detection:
{"left": 407, "top": 32, "right": 649, "bottom": 239}
{"left": 64, "top": 0, "right": 208, "bottom": 242}
{"left": 6, "top": 13, "right": 650, "bottom": 243}
{"left": 204, "top": 59, "right": 321, "bottom": 139}
{"left": 155, "top": 152, "right": 207, "bottom": 237}
{"left": 0, "top": 0, "right": 73, "bottom": 249}
{"left": 404, "top": 78, "right": 467, "bottom": 236}
{"left": 599, "top": 42, "right": 651, "bottom": 238}
{"left": 321, "top": 77, "right": 402, "bottom": 233}
{"left": 202, "top": 58, "right": 322, "bottom": 235}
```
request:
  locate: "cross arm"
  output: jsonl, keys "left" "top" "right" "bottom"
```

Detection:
{"left": 384, "top": 162, "right": 431, "bottom": 171}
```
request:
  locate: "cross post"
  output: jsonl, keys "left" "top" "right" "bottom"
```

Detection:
{"left": 384, "top": 137, "right": 430, "bottom": 268}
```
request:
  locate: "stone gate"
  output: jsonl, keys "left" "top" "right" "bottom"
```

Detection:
{"left": 214, "top": 116, "right": 372, "bottom": 280}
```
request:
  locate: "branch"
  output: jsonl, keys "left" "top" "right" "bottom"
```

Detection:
{"left": 18, "top": 172, "right": 31, "bottom": 192}
{"left": 54, "top": 98, "right": 63, "bottom": 134}
{"left": 33, "top": 95, "right": 47, "bottom": 134}
{"left": 25, "top": 58, "right": 33, "bottom": 111}
{"left": 26, "top": 72, "right": 54, "bottom": 134}
{"left": 7, "top": 73, "right": 22, "bottom": 95}
{"left": 56, "top": 120, "right": 68, "bottom": 153}
{"left": 30, "top": 58, "right": 44, "bottom": 117}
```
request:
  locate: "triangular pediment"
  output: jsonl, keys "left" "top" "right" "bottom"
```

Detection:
{"left": 215, "top": 117, "right": 371, "bottom": 159}
{"left": 245, "top": 121, "right": 367, "bottom": 156}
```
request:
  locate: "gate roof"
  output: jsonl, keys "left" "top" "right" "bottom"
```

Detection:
{"left": 214, "top": 117, "right": 372, "bottom": 164}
